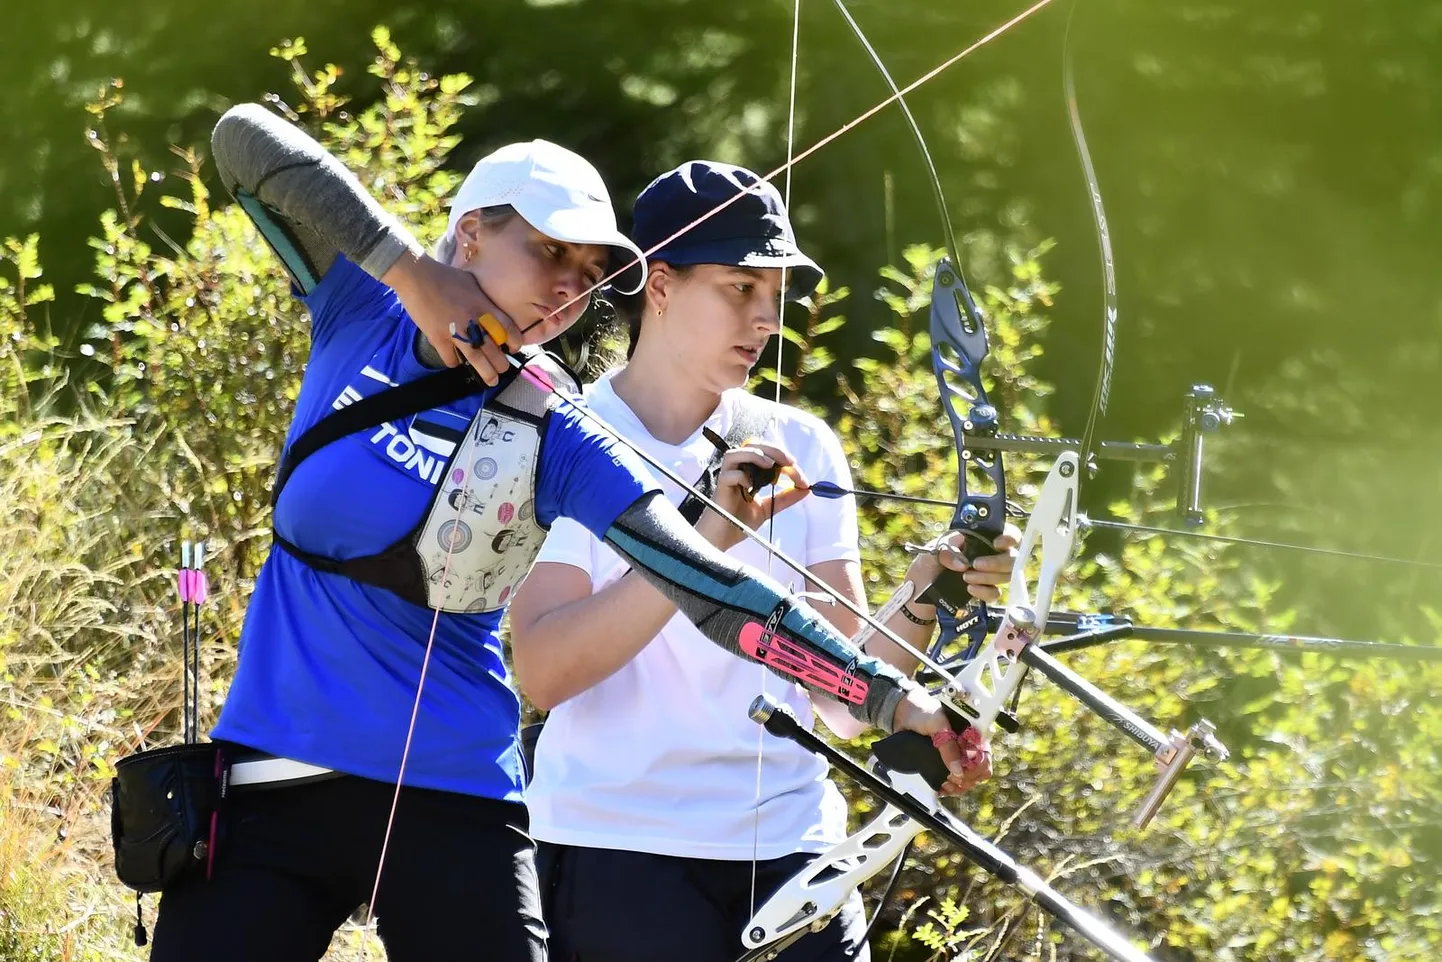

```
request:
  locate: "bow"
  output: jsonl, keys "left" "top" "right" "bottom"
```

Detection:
{"left": 738, "top": 2, "right": 1442, "bottom": 958}
{"left": 729, "top": 3, "right": 1229, "bottom": 960}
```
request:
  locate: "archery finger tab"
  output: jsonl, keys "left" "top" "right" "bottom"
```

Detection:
{"left": 740, "top": 460, "right": 783, "bottom": 496}
{"left": 451, "top": 317, "right": 501, "bottom": 349}
{"left": 478, "top": 313, "right": 509, "bottom": 348}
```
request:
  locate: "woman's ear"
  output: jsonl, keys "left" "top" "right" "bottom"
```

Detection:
{"left": 453, "top": 210, "right": 483, "bottom": 264}
{"left": 644, "top": 263, "right": 672, "bottom": 316}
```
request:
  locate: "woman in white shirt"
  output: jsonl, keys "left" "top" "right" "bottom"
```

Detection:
{"left": 507, "top": 160, "right": 1019, "bottom": 962}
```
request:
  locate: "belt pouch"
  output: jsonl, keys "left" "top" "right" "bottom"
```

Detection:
{"left": 111, "top": 742, "right": 227, "bottom": 892}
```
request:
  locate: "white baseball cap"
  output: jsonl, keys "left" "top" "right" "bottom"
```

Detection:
{"left": 444, "top": 139, "right": 647, "bottom": 294}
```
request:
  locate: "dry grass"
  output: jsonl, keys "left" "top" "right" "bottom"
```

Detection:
{"left": 0, "top": 413, "right": 389, "bottom": 962}
{"left": 0, "top": 415, "right": 166, "bottom": 961}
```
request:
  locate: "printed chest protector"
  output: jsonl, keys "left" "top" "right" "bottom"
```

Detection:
{"left": 416, "top": 377, "right": 552, "bottom": 612}
{"left": 272, "top": 350, "right": 577, "bottom": 613}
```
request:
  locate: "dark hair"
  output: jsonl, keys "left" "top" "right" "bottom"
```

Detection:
{"left": 601, "top": 262, "right": 697, "bottom": 360}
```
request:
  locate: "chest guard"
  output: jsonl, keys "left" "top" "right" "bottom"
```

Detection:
{"left": 412, "top": 363, "right": 560, "bottom": 612}
{"left": 273, "top": 350, "right": 579, "bottom": 613}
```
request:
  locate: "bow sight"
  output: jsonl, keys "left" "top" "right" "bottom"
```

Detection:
{"left": 957, "top": 377, "right": 1240, "bottom": 527}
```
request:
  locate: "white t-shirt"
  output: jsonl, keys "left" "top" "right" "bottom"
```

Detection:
{"left": 525, "top": 370, "right": 861, "bottom": 860}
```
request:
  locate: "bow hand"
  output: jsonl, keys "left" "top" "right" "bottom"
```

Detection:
{"left": 912, "top": 524, "right": 1022, "bottom": 609}
{"left": 884, "top": 686, "right": 992, "bottom": 794}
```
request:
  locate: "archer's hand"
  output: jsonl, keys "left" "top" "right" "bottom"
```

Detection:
{"left": 383, "top": 252, "right": 525, "bottom": 387}
{"left": 907, "top": 523, "right": 1022, "bottom": 605}
{"left": 697, "top": 443, "right": 810, "bottom": 551}
{"left": 891, "top": 687, "right": 993, "bottom": 796}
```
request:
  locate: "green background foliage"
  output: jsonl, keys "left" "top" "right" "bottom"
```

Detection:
{"left": 2, "top": 20, "right": 1439, "bottom": 962}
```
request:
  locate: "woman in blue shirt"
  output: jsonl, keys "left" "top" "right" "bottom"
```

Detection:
{"left": 147, "top": 105, "right": 974, "bottom": 962}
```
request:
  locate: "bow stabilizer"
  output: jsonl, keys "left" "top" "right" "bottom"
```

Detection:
{"left": 746, "top": 695, "right": 1158, "bottom": 962}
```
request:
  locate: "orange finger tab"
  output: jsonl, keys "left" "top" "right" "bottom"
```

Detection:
{"left": 478, "top": 313, "right": 508, "bottom": 348}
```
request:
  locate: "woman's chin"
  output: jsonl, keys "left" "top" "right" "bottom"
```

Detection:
{"left": 714, "top": 365, "right": 753, "bottom": 393}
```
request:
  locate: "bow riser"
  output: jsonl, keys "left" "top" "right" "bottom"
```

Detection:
{"left": 929, "top": 258, "right": 1007, "bottom": 557}
{"left": 940, "top": 452, "right": 1079, "bottom": 728}
{"left": 740, "top": 773, "right": 932, "bottom": 952}
{"left": 920, "top": 258, "right": 1012, "bottom": 682}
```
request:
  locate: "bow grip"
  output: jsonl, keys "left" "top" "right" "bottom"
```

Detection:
{"left": 914, "top": 530, "right": 991, "bottom": 618}
{"left": 871, "top": 702, "right": 974, "bottom": 792}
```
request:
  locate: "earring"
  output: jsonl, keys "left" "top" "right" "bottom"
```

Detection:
{"left": 462, "top": 243, "right": 475, "bottom": 262}
{"left": 655, "top": 308, "right": 663, "bottom": 317}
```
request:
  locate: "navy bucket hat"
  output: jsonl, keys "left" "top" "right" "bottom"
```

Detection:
{"left": 631, "top": 161, "right": 824, "bottom": 301}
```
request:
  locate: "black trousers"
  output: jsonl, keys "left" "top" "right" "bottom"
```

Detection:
{"left": 536, "top": 842, "right": 869, "bottom": 962}
{"left": 150, "top": 770, "right": 546, "bottom": 962}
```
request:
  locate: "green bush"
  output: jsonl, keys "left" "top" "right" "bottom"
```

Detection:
{"left": 0, "top": 30, "right": 477, "bottom": 961}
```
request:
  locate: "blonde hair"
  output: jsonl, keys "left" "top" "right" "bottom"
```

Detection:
{"left": 433, "top": 205, "right": 519, "bottom": 263}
